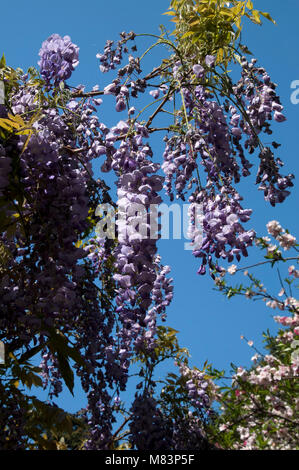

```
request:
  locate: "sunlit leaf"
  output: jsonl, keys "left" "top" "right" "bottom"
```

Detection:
{"left": 251, "top": 9, "right": 261, "bottom": 24}
{"left": 260, "top": 11, "right": 276, "bottom": 24}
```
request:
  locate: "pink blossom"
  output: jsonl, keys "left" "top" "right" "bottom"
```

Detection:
{"left": 266, "top": 220, "right": 282, "bottom": 237}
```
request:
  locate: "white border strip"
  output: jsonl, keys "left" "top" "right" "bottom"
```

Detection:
{"left": 0, "top": 340, "right": 4, "bottom": 364}
{"left": 0, "top": 81, "right": 4, "bottom": 104}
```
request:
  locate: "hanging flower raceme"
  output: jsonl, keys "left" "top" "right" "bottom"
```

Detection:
{"left": 161, "top": 54, "right": 291, "bottom": 275}
{"left": 129, "top": 392, "right": 173, "bottom": 450}
{"left": 179, "top": 362, "right": 215, "bottom": 411}
{"left": 0, "top": 49, "right": 123, "bottom": 449}
{"left": 96, "top": 31, "right": 136, "bottom": 73}
{"left": 99, "top": 120, "right": 174, "bottom": 379}
{"left": 38, "top": 34, "right": 79, "bottom": 86}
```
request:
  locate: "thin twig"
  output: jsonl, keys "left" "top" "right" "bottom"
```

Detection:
{"left": 235, "top": 257, "right": 299, "bottom": 273}
{"left": 145, "top": 90, "right": 173, "bottom": 128}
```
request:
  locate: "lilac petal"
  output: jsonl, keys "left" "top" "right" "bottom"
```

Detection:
{"left": 192, "top": 64, "right": 205, "bottom": 78}
{"left": 205, "top": 55, "right": 216, "bottom": 67}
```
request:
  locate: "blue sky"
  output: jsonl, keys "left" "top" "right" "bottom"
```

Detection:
{"left": 1, "top": 1, "right": 298, "bottom": 412}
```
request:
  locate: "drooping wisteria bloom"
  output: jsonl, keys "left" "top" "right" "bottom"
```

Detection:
{"left": 38, "top": 34, "right": 79, "bottom": 85}
{"left": 96, "top": 31, "right": 136, "bottom": 73}
{"left": 99, "top": 120, "right": 174, "bottom": 379}
{"left": 129, "top": 393, "right": 173, "bottom": 450}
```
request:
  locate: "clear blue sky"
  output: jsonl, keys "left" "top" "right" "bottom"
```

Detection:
{"left": 1, "top": 1, "right": 298, "bottom": 412}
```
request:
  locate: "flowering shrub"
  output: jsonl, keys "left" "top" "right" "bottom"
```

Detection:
{"left": 211, "top": 222, "right": 299, "bottom": 450}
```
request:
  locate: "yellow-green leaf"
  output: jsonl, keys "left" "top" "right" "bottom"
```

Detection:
{"left": 7, "top": 112, "right": 25, "bottom": 127}
{"left": 190, "top": 19, "right": 201, "bottom": 26}
{"left": 181, "top": 31, "right": 195, "bottom": 39}
{"left": 231, "top": 2, "right": 244, "bottom": 16}
{"left": 235, "top": 16, "right": 241, "bottom": 30}
{"left": 0, "top": 118, "right": 15, "bottom": 131}
{"left": 20, "top": 133, "right": 33, "bottom": 155}
{"left": 260, "top": 11, "right": 276, "bottom": 24}
{"left": 0, "top": 54, "right": 6, "bottom": 68}
{"left": 217, "top": 48, "right": 224, "bottom": 63}
{"left": 251, "top": 9, "right": 261, "bottom": 24}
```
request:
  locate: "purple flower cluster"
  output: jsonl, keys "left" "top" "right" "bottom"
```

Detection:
{"left": 194, "top": 189, "right": 255, "bottom": 274}
{"left": 172, "top": 415, "right": 214, "bottom": 450}
{"left": 40, "top": 351, "right": 63, "bottom": 399}
{"left": 102, "top": 72, "right": 146, "bottom": 113}
{"left": 129, "top": 393, "right": 173, "bottom": 450}
{"left": 232, "top": 58, "right": 286, "bottom": 151}
{"left": 162, "top": 133, "right": 197, "bottom": 201}
{"left": 85, "top": 237, "right": 109, "bottom": 275}
{"left": 96, "top": 33, "right": 150, "bottom": 113}
{"left": 100, "top": 120, "right": 173, "bottom": 377}
{"left": 0, "top": 66, "right": 122, "bottom": 448}
{"left": 161, "top": 55, "right": 290, "bottom": 274}
{"left": 0, "top": 107, "right": 90, "bottom": 344}
{"left": 96, "top": 31, "right": 136, "bottom": 73}
{"left": 179, "top": 363, "right": 213, "bottom": 410}
{"left": 38, "top": 34, "right": 79, "bottom": 85}
{"left": 11, "top": 85, "right": 38, "bottom": 115}
{"left": 162, "top": 82, "right": 241, "bottom": 203}
{"left": 103, "top": 79, "right": 129, "bottom": 112}
{"left": 230, "top": 57, "right": 293, "bottom": 206}
{"left": 256, "top": 147, "right": 294, "bottom": 206}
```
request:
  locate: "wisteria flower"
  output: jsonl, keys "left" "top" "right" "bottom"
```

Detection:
{"left": 38, "top": 34, "right": 79, "bottom": 85}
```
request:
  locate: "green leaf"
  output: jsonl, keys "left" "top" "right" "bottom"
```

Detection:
{"left": 239, "top": 44, "right": 253, "bottom": 55}
{"left": 30, "top": 372, "right": 43, "bottom": 388}
{"left": 47, "top": 328, "right": 86, "bottom": 368}
{"left": 0, "top": 54, "right": 6, "bottom": 68}
{"left": 45, "top": 328, "right": 86, "bottom": 395}
{"left": 19, "top": 344, "right": 44, "bottom": 364}
{"left": 181, "top": 31, "right": 195, "bottom": 39}
{"left": 168, "top": 372, "right": 178, "bottom": 380}
{"left": 18, "top": 368, "right": 43, "bottom": 389}
{"left": 57, "top": 352, "right": 74, "bottom": 396}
